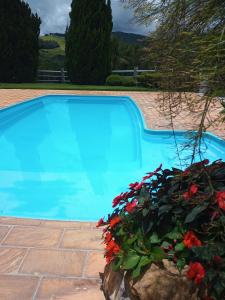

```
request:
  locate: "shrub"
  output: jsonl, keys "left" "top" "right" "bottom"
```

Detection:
{"left": 137, "top": 72, "right": 163, "bottom": 88}
{"left": 39, "top": 40, "right": 60, "bottom": 49}
{"left": 106, "top": 74, "right": 123, "bottom": 86}
{"left": 106, "top": 74, "right": 136, "bottom": 86}
{"left": 97, "top": 160, "right": 225, "bottom": 300}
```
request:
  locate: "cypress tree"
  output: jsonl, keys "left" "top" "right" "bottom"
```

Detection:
{"left": 65, "top": 0, "right": 113, "bottom": 84}
{"left": 0, "top": 0, "right": 41, "bottom": 83}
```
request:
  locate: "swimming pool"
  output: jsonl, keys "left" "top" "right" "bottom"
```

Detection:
{"left": 0, "top": 95, "right": 224, "bottom": 221}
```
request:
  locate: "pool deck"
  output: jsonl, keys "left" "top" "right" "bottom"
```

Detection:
{"left": 0, "top": 217, "right": 104, "bottom": 300}
{"left": 0, "top": 89, "right": 224, "bottom": 299}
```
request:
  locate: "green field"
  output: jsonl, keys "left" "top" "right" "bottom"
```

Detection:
{"left": 0, "top": 83, "right": 150, "bottom": 91}
{"left": 39, "top": 35, "right": 65, "bottom": 70}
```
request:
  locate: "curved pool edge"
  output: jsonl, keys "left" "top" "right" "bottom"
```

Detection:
{"left": 1, "top": 93, "right": 224, "bottom": 146}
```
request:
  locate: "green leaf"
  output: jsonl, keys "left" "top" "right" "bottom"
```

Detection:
{"left": 176, "top": 258, "right": 186, "bottom": 272}
{"left": 150, "top": 232, "right": 161, "bottom": 244}
{"left": 161, "top": 241, "right": 170, "bottom": 249}
{"left": 132, "top": 256, "right": 152, "bottom": 278}
{"left": 112, "top": 256, "right": 123, "bottom": 271}
{"left": 159, "top": 204, "right": 173, "bottom": 216}
{"left": 166, "top": 231, "right": 183, "bottom": 240}
{"left": 123, "top": 251, "right": 140, "bottom": 270}
{"left": 142, "top": 208, "right": 149, "bottom": 217}
{"left": 127, "top": 236, "right": 138, "bottom": 246}
{"left": 175, "top": 242, "right": 185, "bottom": 252}
{"left": 151, "top": 247, "right": 166, "bottom": 261}
{"left": 185, "top": 205, "right": 207, "bottom": 223}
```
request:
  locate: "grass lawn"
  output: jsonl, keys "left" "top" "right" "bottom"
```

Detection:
{"left": 0, "top": 83, "right": 151, "bottom": 92}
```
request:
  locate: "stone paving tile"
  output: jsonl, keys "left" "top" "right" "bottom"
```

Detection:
{"left": 0, "top": 248, "right": 27, "bottom": 274}
{"left": 3, "top": 226, "right": 62, "bottom": 248}
{"left": 41, "top": 220, "right": 93, "bottom": 229}
{"left": 61, "top": 229, "right": 103, "bottom": 250}
{"left": 0, "top": 274, "right": 38, "bottom": 300}
{"left": 85, "top": 251, "right": 105, "bottom": 278}
{"left": 36, "top": 278, "right": 104, "bottom": 300}
{"left": 20, "top": 249, "right": 86, "bottom": 277}
{"left": 0, "top": 226, "right": 10, "bottom": 242}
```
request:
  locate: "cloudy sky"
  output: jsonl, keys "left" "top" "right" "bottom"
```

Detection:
{"left": 26, "top": 0, "right": 152, "bottom": 36}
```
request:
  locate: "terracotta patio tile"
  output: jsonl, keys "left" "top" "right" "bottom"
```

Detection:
{"left": 0, "top": 217, "right": 41, "bottom": 226}
{"left": 20, "top": 249, "right": 85, "bottom": 276}
{"left": 36, "top": 278, "right": 104, "bottom": 300}
{"left": 2, "top": 226, "right": 62, "bottom": 248}
{"left": 85, "top": 251, "right": 105, "bottom": 278}
{"left": 0, "top": 247, "right": 27, "bottom": 274}
{"left": 61, "top": 229, "right": 103, "bottom": 250}
{"left": 0, "top": 274, "right": 38, "bottom": 300}
{"left": 0, "top": 226, "right": 10, "bottom": 242}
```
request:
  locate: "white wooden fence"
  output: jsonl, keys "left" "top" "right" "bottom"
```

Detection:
{"left": 37, "top": 69, "right": 69, "bottom": 83}
{"left": 37, "top": 68, "right": 156, "bottom": 83}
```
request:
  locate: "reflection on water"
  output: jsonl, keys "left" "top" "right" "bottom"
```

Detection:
{"left": 0, "top": 96, "right": 224, "bottom": 221}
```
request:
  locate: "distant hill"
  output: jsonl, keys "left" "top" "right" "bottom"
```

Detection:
{"left": 112, "top": 32, "right": 146, "bottom": 45}
{"left": 39, "top": 31, "right": 147, "bottom": 70}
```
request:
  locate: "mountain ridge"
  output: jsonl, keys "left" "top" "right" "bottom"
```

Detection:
{"left": 43, "top": 31, "right": 146, "bottom": 45}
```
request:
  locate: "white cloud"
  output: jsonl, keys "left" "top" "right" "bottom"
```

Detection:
{"left": 26, "top": 0, "right": 152, "bottom": 35}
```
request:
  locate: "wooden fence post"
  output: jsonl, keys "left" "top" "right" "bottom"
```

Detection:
{"left": 61, "top": 68, "right": 65, "bottom": 83}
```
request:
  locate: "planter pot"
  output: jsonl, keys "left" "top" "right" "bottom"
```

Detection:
{"left": 102, "top": 260, "right": 198, "bottom": 300}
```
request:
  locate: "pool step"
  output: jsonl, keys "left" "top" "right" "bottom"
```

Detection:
{"left": 0, "top": 101, "right": 43, "bottom": 129}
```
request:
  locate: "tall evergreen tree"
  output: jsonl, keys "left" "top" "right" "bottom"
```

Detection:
{"left": 65, "top": 0, "right": 113, "bottom": 84}
{"left": 0, "top": 0, "right": 41, "bottom": 82}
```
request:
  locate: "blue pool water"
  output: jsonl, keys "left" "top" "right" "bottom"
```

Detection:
{"left": 0, "top": 95, "right": 224, "bottom": 221}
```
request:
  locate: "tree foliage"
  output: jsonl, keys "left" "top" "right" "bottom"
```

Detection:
{"left": 0, "top": 0, "right": 41, "bottom": 82}
{"left": 65, "top": 0, "right": 113, "bottom": 84}
{"left": 123, "top": 0, "right": 225, "bottom": 162}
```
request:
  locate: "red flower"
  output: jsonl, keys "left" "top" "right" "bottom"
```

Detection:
{"left": 96, "top": 217, "right": 104, "bottom": 228}
{"left": 183, "top": 170, "right": 190, "bottom": 176}
{"left": 191, "top": 159, "right": 210, "bottom": 168}
{"left": 106, "top": 239, "right": 120, "bottom": 254}
{"left": 183, "top": 231, "right": 202, "bottom": 248}
{"left": 187, "top": 262, "right": 205, "bottom": 284}
{"left": 213, "top": 255, "right": 222, "bottom": 264}
{"left": 216, "top": 191, "right": 225, "bottom": 211}
{"left": 211, "top": 210, "right": 220, "bottom": 221}
{"left": 104, "top": 232, "right": 113, "bottom": 244}
{"left": 129, "top": 182, "right": 139, "bottom": 189}
{"left": 183, "top": 184, "right": 198, "bottom": 200}
{"left": 190, "top": 184, "right": 198, "bottom": 194}
{"left": 105, "top": 239, "right": 120, "bottom": 264}
{"left": 134, "top": 181, "right": 145, "bottom": 191}
{"left": 106, "top": 253, "right": 113, "bottom": 264}
{"left": 127, "top": 190, "right": 135, "bottom": 198}
{"left": 183, "top": 191, "right": 191, "bottom": 200}
{"left": 112, "top": 194, "right": 123, "bottom": 208}
{"left": 125, "top": 199, "right": 138, "bottom": 213}
{"left": 142, "top": 164, "right": 162, "bottom": 181}
{"left": 110, "top": 216, "right": 121, "bottom": 228}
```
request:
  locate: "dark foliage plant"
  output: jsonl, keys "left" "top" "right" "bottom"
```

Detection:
{"left": 97, "top": 160, "right": 225, "bottom": 300}
{"left": 0, "top": 0, "right": 41, "bottom": 82}
{"left": 65, "top": 0, "right": 113, "bottom": 85}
